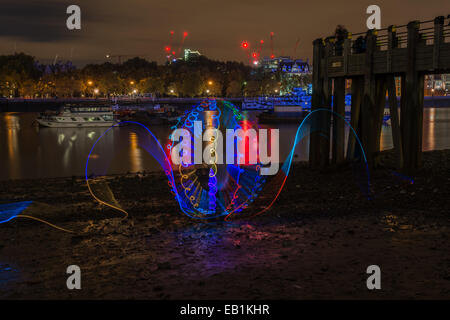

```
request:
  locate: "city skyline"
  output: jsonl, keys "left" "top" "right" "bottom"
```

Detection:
{"left": 0, "top": 0, "right": 447, "bottom": 66}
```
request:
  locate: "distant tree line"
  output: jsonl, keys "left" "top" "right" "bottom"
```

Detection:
{"left": 0, "top": 53, "right": 311, "bottom": 98}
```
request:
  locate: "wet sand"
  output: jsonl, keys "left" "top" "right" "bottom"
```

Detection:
{"left": 0, "top": 150, "right": 449, "bottom": 299}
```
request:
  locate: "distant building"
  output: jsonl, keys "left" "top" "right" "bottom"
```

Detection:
{"left": 425, "top": 74, "right": 449, "bottom": 95}
{"left": 261, "top": 56, "right": 282, "bottom": 72}
{"left": 184, "top": 49, "right": 201, "bottom": 61}
{"left": 395, "top": 77, "right": 402, "bottom": 96}
{"left": 261, "top": 56, "right": 311, "bottom": 76}
{"left": 445, "top": 74, "right": 450, "bottom": 94}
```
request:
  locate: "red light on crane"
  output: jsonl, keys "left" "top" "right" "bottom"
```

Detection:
{"left": 242, "top": 41, "right": 249, "bottom": 49}
{"left": 270, "top": 32, "right": 275, "bottom": 59}
{"left": 183, "top": 31, "right": 188, "bottom": 37}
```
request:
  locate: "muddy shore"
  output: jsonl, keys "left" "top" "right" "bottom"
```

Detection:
{"left": 0, "top": 150, "right": 449, "bottom": 299}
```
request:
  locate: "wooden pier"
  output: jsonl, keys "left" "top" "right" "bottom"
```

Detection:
{"left": 309, "top": 15, "right": 450, "bottom": 174}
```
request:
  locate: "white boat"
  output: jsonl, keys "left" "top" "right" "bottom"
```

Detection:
{"left": 36, "top": 106, "right": 120, "bottom": 128}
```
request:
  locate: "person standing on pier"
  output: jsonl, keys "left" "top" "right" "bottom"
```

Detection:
{"left": 334, "top": 25, "right": 349, "bottom": 56}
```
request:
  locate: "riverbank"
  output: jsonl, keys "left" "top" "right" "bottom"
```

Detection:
{"left": 0, "top": 149, "right": 449, "bottom": 299}
{"left": 1, "top": 96, "right": 450, "bottom": 112}
{"left": 0, "top": 97, "right": 242, "bottom": 112}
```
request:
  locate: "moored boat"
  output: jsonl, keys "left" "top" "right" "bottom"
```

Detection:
{"left": 257, "top": 105, "right": 309, "bottom": 124}
{"left": 36, "top": 105, "right": 120, "bottom": 128}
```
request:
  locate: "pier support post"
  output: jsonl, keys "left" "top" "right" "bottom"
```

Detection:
{"left": 319, "top": 40, "right": 333, "bottom": 168}
{"left": 347, "top": 77, "right": 363, "bottom": 160}
{"left": 402, "top": 21, "right": 424, "bottom": 173}
{"left": 332, "top": 77, "right": 346, "bottom": 164}
{"left": 309, "top": 39, "right": 325, "bottom": 168}
{"left": 387, "top": 75, "right": 403, "bottom": 169}
{"left": 361, "top": 30, "right": 377, "bottom": 168}
{"left": 433, "top": 16, "right": 444, "bottom": 70}
{"left": 373, "top": 75, "right": 388, "bottom": 167}
{"left": 309, "top": 38, "right": 332, "bottom": 169}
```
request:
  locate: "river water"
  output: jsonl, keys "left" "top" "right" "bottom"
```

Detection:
{"left": 1, "top": 108, "right": 449, "bottom": 180}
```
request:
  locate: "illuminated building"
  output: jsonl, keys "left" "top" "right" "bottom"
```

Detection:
{"left": 425, "top": 74, "right": 450, "bottom": 95}
{"left": 261, "top": 56, "right": 311, "bottom": 76}
{"left": 445, "top": 74, "right": 450, "bottom": 94}
{"left": 395, "top": 77, "right": 402, "bottom": 96}
{"left": 184, "top": 48, "right": 201, "bottom": 61}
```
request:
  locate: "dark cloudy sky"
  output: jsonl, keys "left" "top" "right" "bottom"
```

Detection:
{"left": 0, "top": 0, "right": 447, "bottom": 65}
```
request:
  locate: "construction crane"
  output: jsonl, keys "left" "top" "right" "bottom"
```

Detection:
{"left": 270, "top": 32, "right": 275, "bottom": 59}
{"left": 105, "top": 54, "right": 152, "bottom": 64}
{"left": 293, "top": 38, "right": 300, "bottom": 57}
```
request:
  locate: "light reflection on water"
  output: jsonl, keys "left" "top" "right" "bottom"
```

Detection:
{"left": 129, "top": 132, "right": 144, "bottom": 173}
{"left": 0, "top": 108, "right": 449, "bottom": 180}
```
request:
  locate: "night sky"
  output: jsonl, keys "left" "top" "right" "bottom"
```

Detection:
{"left": 0, "top": 0, "right": 447, "bottom": 66}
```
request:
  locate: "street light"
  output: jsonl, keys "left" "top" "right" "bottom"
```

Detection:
{"left": 94, "top": 88, "right": 99, "bottom": 95}
{"left": 130, "top": 81, "right": 135, "bottom": 85}
{"left": 208, "top": 80, "right": 213, "bottom": 86}
{"left": 87, "top": 80, "right": 93, "bottom": 86}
